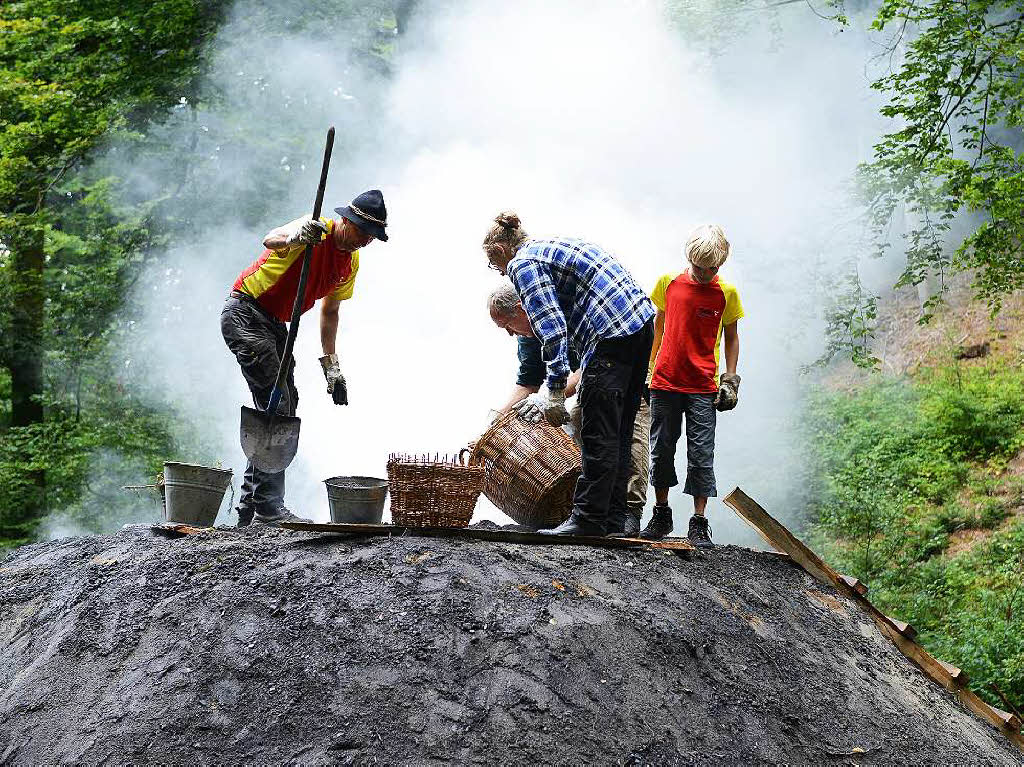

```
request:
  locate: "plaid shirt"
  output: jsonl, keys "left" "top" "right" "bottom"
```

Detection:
{"left": 508, "top": 237, "right": 655, "bottom": 390}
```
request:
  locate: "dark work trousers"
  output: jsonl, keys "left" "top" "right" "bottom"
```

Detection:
{"left": 220, "top": 293, "right": 298, "bottom": 517}
{"left": 649, "top": 390, "right": 718, "bottom": 498}
{"left": 573, "top": 320, "right": 655, "bottom": 532}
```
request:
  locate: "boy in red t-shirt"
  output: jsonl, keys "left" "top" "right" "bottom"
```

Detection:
{"left": 640, "top": 224, "right": 743, "bottom": 547}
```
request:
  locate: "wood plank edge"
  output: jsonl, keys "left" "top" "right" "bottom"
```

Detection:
{"left": 723, "top": 486, "right": 1024, "bottom": 750}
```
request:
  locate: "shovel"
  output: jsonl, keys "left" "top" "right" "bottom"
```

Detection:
{"left": 240, "top": 126, "right": 335, "bottom": 474}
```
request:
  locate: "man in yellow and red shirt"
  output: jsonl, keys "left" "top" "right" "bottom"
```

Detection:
{"left": 640, "top": 224, "right": 743, "bottom": 547}
{"left": 220, "top": 189, "right": 388, "bottom": 526}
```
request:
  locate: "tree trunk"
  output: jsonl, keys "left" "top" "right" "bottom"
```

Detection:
{"left": 6, "top": 218, "right": 47, "bottom": 525}
{"left": 9, "top": 221, "right": 45, "bottom": 427}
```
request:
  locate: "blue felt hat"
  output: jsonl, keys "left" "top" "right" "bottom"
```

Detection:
{"left": 335, "top": 189, "right": 388, "bottom": 242}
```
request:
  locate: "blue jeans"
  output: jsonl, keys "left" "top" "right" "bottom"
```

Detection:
{"left": 649, "top": 390, "right": 717, "bottom": 498}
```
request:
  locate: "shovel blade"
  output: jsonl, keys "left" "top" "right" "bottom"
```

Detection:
{"left": 240, "top": 405, "right": 301, "bottom": 474}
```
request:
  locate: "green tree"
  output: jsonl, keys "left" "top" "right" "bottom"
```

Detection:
{"left": 832, "top": 0, "right": 1024, "bottom": 363}
{"left": 0, "top": 0, "right": 225, "bottom": 537}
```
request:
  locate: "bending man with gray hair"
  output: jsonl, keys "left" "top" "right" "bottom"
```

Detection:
{"left": 483, "top": 211, "right": 654, "bottom": 537}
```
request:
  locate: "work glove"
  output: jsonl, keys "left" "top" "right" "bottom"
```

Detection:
{"left": 513, "top": 387, "right": 568, "bottom": 426}
{"left": 319, "top": 353, "right": 348, "bottom": 406}
{"left": 287, "top": 217, "right": 328, "bottom": 246}
{"left": 715, "top": 373, "right": 741, "bottom": 412}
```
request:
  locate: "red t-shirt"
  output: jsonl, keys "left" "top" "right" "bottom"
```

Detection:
{"left": 232, "top": 218, "right": 359, "bottom": 322}
{"left": 649, "top": 270, "right": 744, "bottom": 393}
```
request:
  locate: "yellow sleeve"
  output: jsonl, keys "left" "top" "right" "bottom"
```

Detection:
{"left": 328, "top": 250, "right": 360, "bottom": 302}
{"left": 650, "top": 273, "right": 674, "bottom": 311}
{"left": 721, "top": 281, "right": 744, "bottom": 325}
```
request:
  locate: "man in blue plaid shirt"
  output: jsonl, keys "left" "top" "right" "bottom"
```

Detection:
{"left": 484, "top": 212, "right": 654, "bottom": 537}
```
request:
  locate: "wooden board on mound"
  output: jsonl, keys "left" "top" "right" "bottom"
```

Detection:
{"left": 723, "top": 486, "right": 1024, "bottom": 752}
{"left": 278, "top": 521, "right": 695, "bottom": 552}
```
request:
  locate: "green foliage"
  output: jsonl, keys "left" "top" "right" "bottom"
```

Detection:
{"left": 0, "top": 394, "right": 176, "bottom": 546}
{"left": 820, "top": 0, "right": 1024, "bottom": 365}
{"left": 0, "top": 1, "right": 415, "bottom": 545}
{"left": 805, "top": 361, "right": 1024, "bottom": 710}
{"left": 813, "top": 269, "right": 880, "bottom": 370}
{"left": 862, "top": 0, "right": 1024, "bottom": 300}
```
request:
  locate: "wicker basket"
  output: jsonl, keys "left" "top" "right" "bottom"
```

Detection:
{"left": 470, "top": 410, "right": 581, "bottom": 529}
{"left": 386, "top": 450, "right": 484, "bottom": 528}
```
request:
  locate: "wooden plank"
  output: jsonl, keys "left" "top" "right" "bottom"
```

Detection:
{"left": 646, "top": 539, "right": 697, "bottom": 552}
{"left": 723, "top": 488, "right": 860, "bottom": 600}
{"left": 151, "top": 523, "right": 210, "bottom": 538}
{"left": 884, "top": 616, "right": 918, "bottom": 640}
{"left": 723, "top": 486, "right": 1024, "bottom": 751}
{"left": 874, "top": 617, "right": 1020, "bottom": 736}
{"left": 938, "top": 659, "right": 968, "bottom": 685}
{"left": 840, "top": 573, "right": 869, "bottom": 596}
{"left": 277, "top": 521, "right": 662, "bottom": 550}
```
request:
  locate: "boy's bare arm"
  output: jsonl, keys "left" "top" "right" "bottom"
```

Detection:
{"left": 723, "top": 321, "right": 739, "bottom": 375}
{"left": 649, "top": 309, "right": 666, "bottom": 371}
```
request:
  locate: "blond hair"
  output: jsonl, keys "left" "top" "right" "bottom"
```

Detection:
{"left": 685, "top": 224, "right": 730, "bottom": 268}
{"left": 482, "top": 211, "right": 529, "bottom": 259}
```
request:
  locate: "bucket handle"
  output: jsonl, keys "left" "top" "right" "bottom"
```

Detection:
{"left": 458, "top": 447, "right": 476, "bottom": 466}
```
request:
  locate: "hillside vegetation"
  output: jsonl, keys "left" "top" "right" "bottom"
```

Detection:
{"left": 805, "top": 290, "right": 1024, "bottom": 713}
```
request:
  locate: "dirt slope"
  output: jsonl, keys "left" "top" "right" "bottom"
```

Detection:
{"left": 0, "top": 526, "right": 1020, "bottom": 766}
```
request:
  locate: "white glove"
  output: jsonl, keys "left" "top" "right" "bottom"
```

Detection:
{"left": 513, "top": 387, "right": 568, "bottom": 426}
{"left": 319, "top": 353, "right": 348, "bottom": 406}
{"left": 287, "top": 217, "right": 328, "bottom": 246}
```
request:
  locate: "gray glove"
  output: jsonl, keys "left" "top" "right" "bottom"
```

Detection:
{"left": 513, "top": 387, "right": 568, "bottom": 426}
{"left": 287, "top": 217, "right": 328, "bottom": 246}
{"left": 715, "top": 373, "right": 740, "bottom": 412}
{"left": 319, "top": 354, "right": 348, "bottom": 406}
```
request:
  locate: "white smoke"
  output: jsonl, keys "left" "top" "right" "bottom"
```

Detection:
{"left": 106, "top": 0, "right": 890, "bottom": 543}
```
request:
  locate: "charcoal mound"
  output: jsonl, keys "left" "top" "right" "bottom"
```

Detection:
{"left": 0, "top": 527, "right": 1020, "bottom": 765}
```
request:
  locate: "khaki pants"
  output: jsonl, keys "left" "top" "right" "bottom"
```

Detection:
{"left": 627, "top": 396, "right": 651, "bottom": 511}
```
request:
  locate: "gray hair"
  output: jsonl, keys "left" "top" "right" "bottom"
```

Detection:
{"left": 488, "top": 283, "right": 522, "bottom": 318}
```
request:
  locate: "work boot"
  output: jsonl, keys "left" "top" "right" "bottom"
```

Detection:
{"left": 537, "top": 512, "right": 605, "bottom": 537}
{"left": 639, "top": 504, "right": 673, "bottom": 540}
{"left": 687, "top": 514, "right": 714, "bottom": 549}
{"left": 605, "top": 512, "right": 627, "bottom": 538}
{"left": 623, "top": 508, "right": 642, "bottom": 538}
{"left": 253, "top": 507, "right": 312, "bottom": 527}
{"left": 236, "top": 507, "right": 254, "bottom": 528}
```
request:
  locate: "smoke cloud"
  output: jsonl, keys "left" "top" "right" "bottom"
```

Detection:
{"left": 84, "top": 0, "right": 891, "bottom": 545}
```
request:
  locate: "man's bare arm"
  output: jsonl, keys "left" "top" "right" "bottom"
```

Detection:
{"left": 498, "top": 384, "right": 540, "bottom": 414}
{"left": 263, "top": 216, "right": 309, "bottom": 251}
{"left": 320, "top": 296, "right": 341, "bottom": 355}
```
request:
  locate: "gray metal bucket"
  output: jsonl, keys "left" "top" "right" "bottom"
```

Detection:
{"left": 163, "top": 462, "right": 233, "bottom": 526}
{"left": 324, "top": 476, "right": 388, "bottom": 524}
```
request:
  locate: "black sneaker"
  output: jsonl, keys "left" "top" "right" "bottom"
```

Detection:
{"left": 237, "top": 508, "right": 254, "bottom": 528}
{"left": 537, "top": 512, "right": 605, "bottom": 537}
{"left": 639, "top": 505, "right": 673, "bottom": 540}
{"left": 253, "top": 508, "right": 312, "bottom": 526}
{"left": 687, "top": 514, "right": 714, "bottom": 549}
{"left": 622, "top": 509, "right": 642, "bottom": 538}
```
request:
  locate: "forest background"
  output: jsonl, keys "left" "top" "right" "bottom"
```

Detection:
{"left": 1, "top": 0, "right": 1022, "bottom": 711}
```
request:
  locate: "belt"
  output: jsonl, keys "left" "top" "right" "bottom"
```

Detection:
{"left": 229, "top": 290, "right": 280, "bottom": 322}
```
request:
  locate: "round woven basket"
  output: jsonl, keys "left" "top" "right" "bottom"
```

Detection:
{"left": 470, "top": 410, "right": 581, "bottom": 529}
{"left": 386, "top": 451, "right": 484, "bottom": 528}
